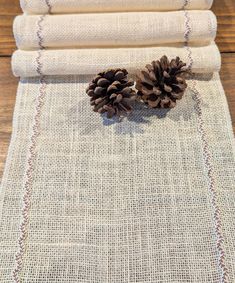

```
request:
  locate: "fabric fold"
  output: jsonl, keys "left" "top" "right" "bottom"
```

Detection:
{"left": 12, "top": 44, "right": 221, "bottom": 78}
{"left": 20, "top": 0, "right": 214, "bottom": 14}
{"left": 13, "top": 11, "right": 217, "bottom": 50}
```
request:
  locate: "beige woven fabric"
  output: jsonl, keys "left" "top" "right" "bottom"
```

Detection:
{"left": 20, "top": 0, "right": 214, "bottom": 14}
{"left": 1, "top": 0, "right": 235, "bottom": 282}
{"left": 1, "top": 73, "right": 235, "bottom": 282}
{"left": 12, "top": 43, "right": 221, "bottom": 77}
{"left": 13, "top": 11, "right": 217, "bottom": 50}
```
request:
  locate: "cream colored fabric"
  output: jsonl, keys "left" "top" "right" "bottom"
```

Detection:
{"left": 12, "top": 43, "right": 221, "bottom": 77}
{"left": 20, "top": 0, "right": 214, "bottom": 14}
{"left": 1, "top": 74, "right": 235, "bottom": 282}
{"left": 13, "top": 11, "right": 217, "bottom": 50}
{"left": 1, "top": 0, "right": 235, "bottom": 282}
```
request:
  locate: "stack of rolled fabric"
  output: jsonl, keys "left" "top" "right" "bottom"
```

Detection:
{"left": 13, "top": 0, "right": 219, "bottom": 76}
{"left": 1, "top": 0, "right": 234, "bottom": 282}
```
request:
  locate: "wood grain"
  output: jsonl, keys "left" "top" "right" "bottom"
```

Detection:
{"left": 0, "top": 15, "right": 16, "bottom": 56}
{"left": 0, "top": 0, "right": 235, "bottom": 55}
{"left": 0, "top": 58, "right": 18, "bottom": 177}
{"left": 0, "top": 0, "right": 20, "bottom": 56}
{"left": 220, "top": 54, "right": 235, "bottom": 127}
{"left": 213, "top": 0, "right": 235, "bottom": 52}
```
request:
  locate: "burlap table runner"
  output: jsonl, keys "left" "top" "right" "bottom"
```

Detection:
{"left": 13, "top": 11, "right": 216, "bottom": 49}
{"left": 20, "top": 0, "right": 213, "bottom": 14}
{"left": 1, "top": 0, "right": 235, "bottom": 282}
{"left": 12, "top": 43, "right": 221, "bottom": 78}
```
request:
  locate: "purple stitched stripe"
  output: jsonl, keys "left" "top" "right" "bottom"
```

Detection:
{"left": 191, "top": 82, "right": 229, "bottom": 283}
{"left": 45, "top": 0, "right": 52, "bottom": 13}
{"left": 183, "top": 5, "right": 229, "bottom": 282}
{"left": 183, "top": 10, "right": 193, "bottom": 70}
{"left": 36, "top": 15, "right": 46, "bottom": 76}
{"left": 12, "top": 14, "right": 48, "bottom": 283}
{"left": 36, "top": 15, "right": 45, "bottom": 50}
{"left": 182, "top": 0, "right": 190, "bottom": 9}
{"left": 13, "top": 77, "right": 47, "bottom": 283}
{"left": 36, "top": 51, "right": 43, "bottom": 76}
{"left": 183, "top": 2, "right": 193, "bottom": 70}
{"left": 184, "top": 10, "right": 191, "bottom": 44}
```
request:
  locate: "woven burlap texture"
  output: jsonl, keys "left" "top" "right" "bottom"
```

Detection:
{"left": 20, "top": 0, "right": 214, "bottom": 14}
{"left": 12, "top": 43, "right": 221, "bottom": 78}
{"left": 13, "top": 11, "right": 217, "bottom": 50}
{"left": 0, "top": 0, "right": 235, "bottom": 282}
{"left": 1, "top": 74, "right": 235, "bottom": 282}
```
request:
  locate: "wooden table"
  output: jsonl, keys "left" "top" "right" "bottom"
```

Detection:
{"left": 0, "top": 0, "right": 235, "bottom": 178}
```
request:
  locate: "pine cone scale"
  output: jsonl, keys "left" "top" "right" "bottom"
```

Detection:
{"left": 97, "top": 78, "right": 110, "bottom": 87}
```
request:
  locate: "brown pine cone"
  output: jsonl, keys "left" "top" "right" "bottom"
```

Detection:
{"left": 136, "top": 56, "right": 188, "bottom": 109}
{"left": 86, "top": 69, "right": 136, "bottom": 118}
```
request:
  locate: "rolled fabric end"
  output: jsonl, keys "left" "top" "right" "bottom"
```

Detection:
{"left": 20, "top": 0, "right": 214, "bottom": 14}
{"left": 12, "top": 44, "right": 221, "bottom": 78}
{"left": 13, "top": 11, "right": 217, "bottom": 50}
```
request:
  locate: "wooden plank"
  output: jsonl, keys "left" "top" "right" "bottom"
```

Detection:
{"left": 212, "top": 0, "right": 235, "bottom": 16}
{"left": 0, "top": 54, "right": 234, "bottom": 177}
{"left": 0, "top": 15, "right": 17, "bottom": 56}
{"left": 0, "top": 57, "right": 18, "bottom": 178}
{"left": 0, "top": 0, "right": 21, "bottom": 15}
{"left": 0, "top": 0, "right": 22, "bottom": 56}
{"left": 0, "top": 0, "right": 21, "bottom": 55}
{"left": 220, "top": 53, "right": 235, "bottom": 128}
{"left": 212, "top": 0, "right": 235, "bottom": 52}
{"left": 0, "top": 0, "right": 235, "bottom": 55}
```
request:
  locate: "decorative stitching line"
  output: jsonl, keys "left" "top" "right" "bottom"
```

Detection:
{"left": 191, "top": 81, "right": 229, "bottom": 283}
{"left": 36, "top": 50, "right": 44, "bottom": 76}
{"left": 183, "top": 1, "right": 193, "bottom": 70}
{"left": 183, "top": 10, "right": 193, "bottom": 70}
{"left": 182, "top": 0, "right": 190, "bottom": 9}
{"left": 13, "top": 78, "right": 47, "bottom": 283}
{"left": 36, "top": 15, "right": 46, "bottom": 76}
{"left": 36, "top": 15, "right": 45, "bottom": 50}
{"left": 12, "top": 16, "right": 47, "bottom": 283}
{"left": 184, "top": 10, "right": 191, "bottom": 44}
{"left": 183, "top": 5, "right": 229, "bottom": 282}
{"left": 45, "top": 0, "right": 52, "bottom": 14}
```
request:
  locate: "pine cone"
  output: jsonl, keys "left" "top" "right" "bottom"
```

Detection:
{"left": 86, "top": 69, "right": 136, "bottom": 118}
{"left": 136, "top": 56, "right": 188, "bottom": 109}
